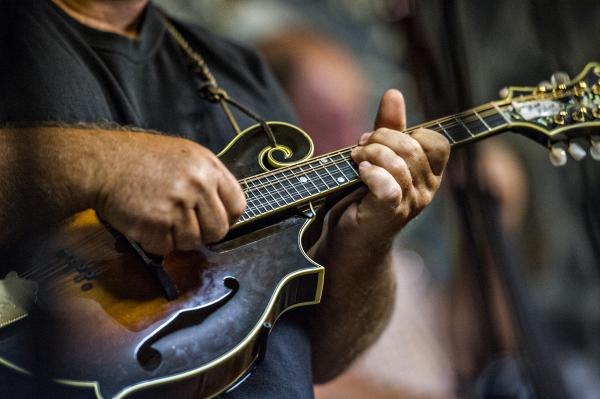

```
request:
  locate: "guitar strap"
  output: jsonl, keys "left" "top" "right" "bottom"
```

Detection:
{"left": 161, "top": 15, "right": 280, "bottom": 149}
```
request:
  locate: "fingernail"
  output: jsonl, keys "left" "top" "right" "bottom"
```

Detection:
{"left": 359, "top": 161, "right": 372, "bottom": 169}
{"left": 359, "top": 132, "right": 371, "bottom": 145}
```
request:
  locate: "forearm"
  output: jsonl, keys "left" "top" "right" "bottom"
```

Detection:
{"left": 308, "top": 228, "right": 396, "bottom": 383}
{"left": 0, "top": 125, "right": 123, "bottom": 243}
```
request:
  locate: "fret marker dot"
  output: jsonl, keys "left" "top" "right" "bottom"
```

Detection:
{"left": 299, "top": 176, "right": 308, "bottom": 183}
{"left": 319, "top": 158, "right": 329, "bottom": 164}
{"left": 337, "top": 177, "right": 346, "bottom": 183}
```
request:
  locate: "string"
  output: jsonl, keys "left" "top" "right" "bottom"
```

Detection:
{"left": 239, "top": 86, "right": 571, "bottom": 189}
{"left": 238, "top": 101, "right": 523, "bottom": 217}
{"left": 238, "top": 102, "right": 513, "bottom": 197}
{"left": 20, "top": 89, "right": 568, "bottom": 280}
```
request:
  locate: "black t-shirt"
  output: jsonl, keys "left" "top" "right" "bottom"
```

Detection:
{"left": 0, "top": 0, "right": 314, "bottom": 397}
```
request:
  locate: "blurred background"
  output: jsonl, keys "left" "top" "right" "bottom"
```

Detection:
{"left": 155, "top": 1, "right": 600, "bottom": 398}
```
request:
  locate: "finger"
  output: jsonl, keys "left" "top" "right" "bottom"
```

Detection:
{"left": 410, "top": 128, "right": 451, "bottom": 176}
{"left": 358, "top": 161, "right": 403, "bottom": 208}
{"left": 218, "top": 169, "right": 247, "bottom": 224}
{"left": 172, "top": 207, "right": 202, "bottom": 251}
{"left": 358, "top": 132, "right": 372, "bottom": 145}
{"left": 351, "top": 143, "right": 412, "bottom": 192}
{"left": 362, "top": 129, "right": 433, "bottom": 189}
{"left": 196, "top": 191, "right": 229, "bottom": 244}
{"left": 140, "top": 229, "right": 175, "bottom": 256}
{"left": 374, "top": 89, "right": 406, "bottom": 131}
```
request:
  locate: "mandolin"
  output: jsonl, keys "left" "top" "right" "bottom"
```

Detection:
{"left": 1, "top": 63, "right": 600, "bottom": 398}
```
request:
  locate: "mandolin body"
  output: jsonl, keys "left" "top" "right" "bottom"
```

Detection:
{"left": 0, "top": 122, "right": 325, "bottom": 398}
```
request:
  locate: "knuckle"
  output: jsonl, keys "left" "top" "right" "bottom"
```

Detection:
{"left": 420, "top": 189, "right": 434, "bottom": 207}
{"left": 403, "top": 136, "right": 422, "bottom": 155}
{"left": 372, "top": 127, "right": 391, "bottom": 142}
{"left": 390, "top": 156, "right": 408, "bottom": 177}
{"left": 377, "top": 184, "right": 402, "bottom": 205}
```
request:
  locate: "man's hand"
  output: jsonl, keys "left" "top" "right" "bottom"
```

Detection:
{"left": 309, "top": 89, "right": 450, "bottom": 382}
{"left": 93, "top": 132, "right": 246, "bottom": 255}
{"left": 332, "top": 89, "right": 450, "bottom": 249}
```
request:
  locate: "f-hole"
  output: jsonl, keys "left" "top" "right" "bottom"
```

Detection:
{"left": 135, "top": 277, "right": 239, "bottom": 371}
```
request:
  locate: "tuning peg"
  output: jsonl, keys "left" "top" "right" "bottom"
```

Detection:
{"left": 572, "top": 106, "right": 589, "bottom": 122}
{"left": 551, "top": 71, "right": 571, "bottom": 86}
{"left": 568, "top": 142, "right": 587, "bottom": 161}
{"left": 549, "top": 144, "right": 568, "bottom": 166}
{"left": 554, "top": 110, "right": 567, "bottom": 125}
{"left": 574, "top": 82, "right": 588, "bottom": 97}
{"left": 592, "top": 80, "right": 600, "bottom": 95}
{"left": 499, "top": 87, "right": 509, "bottom": 99}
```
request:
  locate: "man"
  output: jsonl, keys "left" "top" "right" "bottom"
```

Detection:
{"left": 0, "top": 0, "right": 450, "bottom": 397}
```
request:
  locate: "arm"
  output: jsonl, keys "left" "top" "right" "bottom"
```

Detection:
{"left": 308, "top": 90, "right": 451, "bottom": 382}
{"left": 0, "top": 125, "right": 245, "bottom": 253}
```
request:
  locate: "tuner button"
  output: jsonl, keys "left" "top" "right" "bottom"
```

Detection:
{"left": 574, "top": 82, "right": 587, "bottom": 97}
{"left": 568, "top": 142, "right": 587, "bottom": 161}
{"left": 591, "top": 135, "right": 600, "bottom": 150}
{"left": 590, "top": 146, "right": 600, "bottom": 161}
{"left": 593, "top": 80, "right": 600, "bottom": 95}
{"left": 535, "top": 81, "right": 553, "bottom": 95}
{"left": 549, "top": 144, "right": 568, "bottom": 166}
{"left": 551, "top": 71, "right": 571, "bottom": 86}
{"left": 572, "top": 106, "right": 588, "bottom": 122}
{"left": 499, "top": 87, "right": 509, "bottom": 99}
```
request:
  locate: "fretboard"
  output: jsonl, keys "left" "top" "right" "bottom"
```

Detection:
{"left": 235, "top": 102, "right": 511, "bottom": 227}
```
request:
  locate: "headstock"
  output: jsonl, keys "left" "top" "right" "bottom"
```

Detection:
{"left": 497, "top": 62, "right": 600, "bottom": 166}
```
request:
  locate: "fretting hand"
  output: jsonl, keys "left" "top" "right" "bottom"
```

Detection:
{"left": 326, "top": 89, "right": 450, "bottom": 251}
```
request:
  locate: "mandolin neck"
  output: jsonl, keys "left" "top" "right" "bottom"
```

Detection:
{"left": 234, "top": 101, "right": 513, "bottom": 228}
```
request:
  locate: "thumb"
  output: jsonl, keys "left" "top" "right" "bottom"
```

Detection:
{"left": 374, "top": 89, "right": 406, "bottom": 131}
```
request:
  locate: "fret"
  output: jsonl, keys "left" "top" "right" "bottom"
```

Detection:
{"left": 436, "top": 122, "right": 456, "bottom": 143}
{"left": 317, "top": 157, "right": 342, "bottom": 188}
{"left": 275, "top": 173, "right": 302, "bottom": 203}
{"left": 474, "top": 110, "right": 492, "bottom": 131}
{"left": 234, "top": 99, "right": 519, "bottom": 226}
{"left": 492, "top": 104, "right": 511, "bottom": 124}
{"left": 484, "top": 112, "right": 508, "bottom": 129}
{"left": 246, "top": 180, "right": 275, "bottom": 213}
{"left": 240, "top": 205, "right": 258, "bottom": 221}
{"left": 243, "top": 199, "right": 259, "bottom": 218}
{"left": 280, "top": 169, "right": 305, "bottom": 201}
{"left": 305, "top": 169, "right": 328, "bottom": 193}
{"left": 326, "top": 153, "right": 353, "bottom": 184}
{"left": 454, "top": 116, "right": 475, "bottom": 137}
{"left": 265, "top": 174, "right": 291, "bottom": 207}
{"left": 323, "top": 163, "right": 344, "bottom": 187}
{"left": 442, "top": 119, "right": 472, "bottom": 142}
{"left": 256, "top": 183, "right": 280, "bottom": 209}
{"left": 461, "top": 114, "right": 488, "bottom": 136}
{"left": 295, "top": 164, "right": 321, "bottom": 196}
{"left": 246, "top": 206, "right": 258, "bottom": 217}
{"left": 312, "top": 163, "right": 333, "bottom": 191}
{"left": 342, "top": 159, "right": 359, "bottom": 180}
